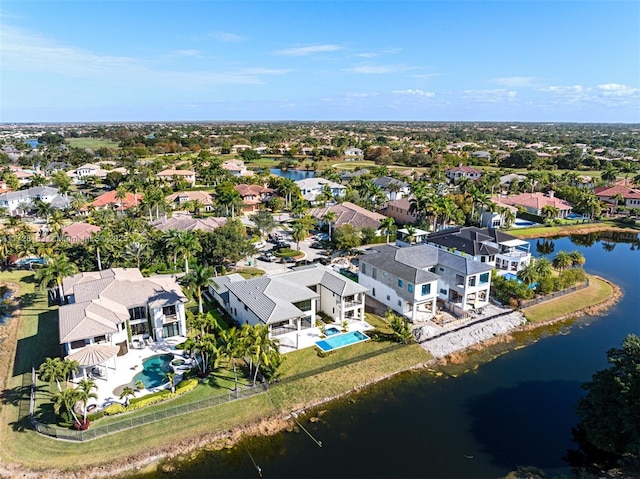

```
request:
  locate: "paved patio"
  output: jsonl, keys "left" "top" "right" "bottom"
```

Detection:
{"left": 276, "top": 318, "right": 374, "bottom": 354}
{"left": 73, "top": 336, "right": 188, "bottom": 409}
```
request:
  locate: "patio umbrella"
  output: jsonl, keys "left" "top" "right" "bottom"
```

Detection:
{"left": 65, "top": 344, "right": 120, "bottom": 368}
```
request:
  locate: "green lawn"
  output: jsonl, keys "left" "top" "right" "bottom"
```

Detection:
{"left": 521, "top": 276, "right": 613, "bottom": 323}
{"left": 66, "top": 138, "right": 120, "bottom": 150}
{"left": 509, "top": 220, "right": 640, "bottom": 239}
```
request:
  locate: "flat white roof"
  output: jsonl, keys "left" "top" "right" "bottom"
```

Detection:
{"left": 501, "top": 239, "right": 529, "bottom": 247}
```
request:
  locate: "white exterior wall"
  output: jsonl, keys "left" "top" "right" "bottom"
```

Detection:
{"left": 319, "top": 285, "right": 342, "bottom": 321}
{"left": 228, "top": 293, "right": 263, "bottom": 327}
{"left": 359, "top": 271, "right": 409, "bottom": 317}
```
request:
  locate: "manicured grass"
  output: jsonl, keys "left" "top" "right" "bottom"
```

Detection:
{"left": 235, "top": 267, "right": 265, "bottom": 279}
{"left": 66, "top": 137, "right": 120, "bottom": 150}
{"left": 509, "top": 220, "right": 640, "bottom": 239}
{"left": 521, "top": 276, "right": 613, "bottom": 323}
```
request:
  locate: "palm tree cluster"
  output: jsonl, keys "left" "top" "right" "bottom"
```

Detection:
{"left": 182, "top": 313, "right": 283, "bottom": 392}
{"left": 38, "top": 357, "right": 97, "bottom": 427}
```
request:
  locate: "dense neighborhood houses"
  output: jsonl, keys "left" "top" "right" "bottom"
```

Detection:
{"left": 0, "top": 122, "right": 637, "bottom": 478}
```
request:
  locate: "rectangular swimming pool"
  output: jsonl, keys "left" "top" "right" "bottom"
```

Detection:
{"left": 316, "top": 331, "right": 370, "bottom": 352}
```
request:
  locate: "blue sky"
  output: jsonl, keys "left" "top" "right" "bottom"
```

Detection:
{"left": 1, "top": 1, "right": 638, "bottom": 123}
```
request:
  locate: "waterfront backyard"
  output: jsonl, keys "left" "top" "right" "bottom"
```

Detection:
{"left": 0, "top": 270, "right": 429, "bottom": 472}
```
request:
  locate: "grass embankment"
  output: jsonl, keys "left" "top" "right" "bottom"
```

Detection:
{"left": 509, "top": 220, "right": 640, "bottom": 239}
{"left": 521, "top": 275, "right": 614, "bottom": 323}
{"left": 0, "top": 273, "right": 430, "bottom": 473}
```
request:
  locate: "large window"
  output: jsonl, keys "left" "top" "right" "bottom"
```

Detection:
{"left": 131, "top": 322, "right": 149, "bottom": 336}
{"left": 361, "top": 263, "right": 367, "bottom": 275}
{"left": 162, "top": 322, "right": 179, "bottom": 338}
{"left": 129, "top": 306, "right": 147, "bottom": 320}
{"left": 421, "top": 284, "right": 431, "bottom": 296}
{"left": 163, "top": 305, "right": 177, "bottom": 317}
{"left": 468, "top": 276, "right": 476, "bottom": 287}
{"left": 479, "top": 272, "right": 490, "bottom": 284}
{"left": 408, "top": 284, "right": 414, "bottom": 293}
{"left": 293, "top": 299, "right": 312, "bottom": 312}
{"left": 398, "top": 279, "right": 403, "bottom": 288}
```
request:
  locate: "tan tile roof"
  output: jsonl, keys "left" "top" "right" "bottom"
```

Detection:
{"left": 310, "top": 201, "right": 387, "bottom": 229}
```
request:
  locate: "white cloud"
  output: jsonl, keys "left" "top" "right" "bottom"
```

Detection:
{"left": 597, "top": 83, "right": 639, "bottom": 97}
{"left": 392, "top": 89, "right": 435, "bottom": 97}
{"left": 346, "top": 63, "right": 415, "bottom": 74}
{"left": 494, "top": 76, "right": 539, "bottom": 87}
{"left": 462, "top": 89, "right": 517, "bottom": 103}
{"left": 0, "top": 23, "right": 283, "bottom": 88}
{"left": 274, "top": 44, "right": 344, "bottom": 56}
{"left": 207, "top": 31, "right": 246, "bottom": 42}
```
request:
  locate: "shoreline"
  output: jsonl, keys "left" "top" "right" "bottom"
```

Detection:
{"left": 0, "top": 275, "right": 624, "bottom": 478}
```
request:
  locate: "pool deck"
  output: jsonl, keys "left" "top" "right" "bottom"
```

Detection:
{"left": 276, "top": 319, "right": 374, "bottom": 354}
{"left": 74, "top": 336, "right": 188, "bottom": 409}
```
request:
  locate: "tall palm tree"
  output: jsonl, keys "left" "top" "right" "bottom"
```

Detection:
{"left": 220, "top": 327, "right": 243, "bottom": 396}
{"left": 380, "top": 217, "right": 396, "bottom": 244}
{"left": 181, "top": 264, "right": 215, "bottom": 314}
{"left": 541, "top": 205, "right": 560, "bottom": 223}
{"left": 35, "top": 253, "right": 78, "bottom": 305}
{"left": 76, "top": 378, "right": 98, "bottom": 422}
{"left": 290, "top": 221, "right": 308, "bottom": 250}
{"left": 322, "top": 210, "right": 338, "bottom": 238}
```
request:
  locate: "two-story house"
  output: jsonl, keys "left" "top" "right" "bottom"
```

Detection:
{"left": 358, "top": 244, "right": 492, "bottom": 321}
{"left": 234, "top": 184, "right": 275, "bottom": 212}
{"left": 0, "top": 186, "right": 65, "bottom": 216}
{"left": 58, "top": 268, "right": 188, "bottom": 361}
{"left": 445, "top": 164, "right": 483, "bottom": 182}
{"left": 210, "top": 264, "right": 367, "bottom": 347}
{"left": 372, "top": 177, "right": 410, "bottom": 201}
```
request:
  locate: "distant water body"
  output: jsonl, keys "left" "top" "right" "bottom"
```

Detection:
{"left": 269, "top": 168, "right": 315, "bottom": 181}
{"left": 135, "top": 233, "right": 640, "bottom": 479}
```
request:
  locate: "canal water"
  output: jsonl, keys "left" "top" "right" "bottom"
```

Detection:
{"left": 138, "top": 234, "right": 639, "bottom": 479}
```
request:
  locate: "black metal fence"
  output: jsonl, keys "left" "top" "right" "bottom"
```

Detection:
{"left": 29, "top": 374, "right": 268, "bottom": 442}
{"left": 518, "top": 280, "right": 589, "bottom": 308}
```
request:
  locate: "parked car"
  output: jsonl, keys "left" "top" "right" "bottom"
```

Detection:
{"left": 282, "top": 256, "right": 297, "bottom": 263}
{"left": 276, "top": 241, "right": 292, "bottom": 250}
{"left": 310, "top": 241, "right": 324, "bottom": 249}
{"left": 258, "top": 253, "right": 277, "bottom": 262}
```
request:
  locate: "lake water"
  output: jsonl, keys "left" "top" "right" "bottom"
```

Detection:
{"left": 136, "top": 233, "right": 640, "bottom": 479}
{"left": 269, "top": 168, "right": 315, "bottom": 181}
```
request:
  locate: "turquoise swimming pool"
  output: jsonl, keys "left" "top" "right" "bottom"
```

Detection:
{"left": 132, "top": 353, "right": 173, "bottom": 389}
{"left": 316, "top": 331, "right": 369, "bottom": 352}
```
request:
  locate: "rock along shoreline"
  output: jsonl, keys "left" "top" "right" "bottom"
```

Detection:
{"left": 0, "top": 274, "right": 623, "bottom": 479}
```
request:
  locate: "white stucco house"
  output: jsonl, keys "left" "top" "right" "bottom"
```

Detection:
{"left": 209, "top": 264, "right": 368, "bottom": 347}
{"left": 358, "top": 244, "right": 493, "bottom": 321}
{"left": 58, "top": 268, "right": 188, "bottom": 366}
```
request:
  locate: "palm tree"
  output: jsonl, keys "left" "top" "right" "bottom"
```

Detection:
{"left": 181, "top": 264, "right": 215, "bottom": 314}
{"left": 291, "top": 221, "right": 308, "bottom": 250}
{"left": 76, "top": 378, "right": 98, "bottom": 422}
{"left": 541, "top": 205, "right": 560, "bottom": 223}
{"left": 168, "top": 230, "right": 201, "bottom": 274}
{"left": 568, "top": 250, "right": 586, "bottom": 267}
{"left": 35, "top": 253, "right": 78, "bottom": 305}
{"left": 552, "top": 251, "right": 573, "bottom": 270}
{"left": 247, "top": 325, "right": 280, "bottom": 386}
{"left": 123, "top": 240, "right": 148, "bottom": 269}
{"left": 53, "top": 387, "right": 81, "bottom": 425}
{"left": 220, "top": 327, "right": 243, "bottom": 396}
{"left": 532, "top": 257, "right": 553, "bottom": 279}
{"left": 165, "top": 372, "right": 176, "bottom": 394}
{"left": 119, "top": 386, "right": 136, "bottom": 407}
{"left": 322, "top": 210, "right": 338, "bottom": 238}
{"left": 39, "top": 357, "right": 66, "bottom": 392}
{"left": 517, "top": 263, "right": 538, "bottom": 285}
{"left": 380, "top": 217, "right": 396, "bottom": 244}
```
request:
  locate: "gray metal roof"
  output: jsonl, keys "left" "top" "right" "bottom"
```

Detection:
{"left": 227, "top": 276, "right": 318, "bottom": 325}
{"left": 360, "top": 243, "right": 491, "bottom": 282}
{"left": 283, "top": 264, "right": 368, "bottom": 297}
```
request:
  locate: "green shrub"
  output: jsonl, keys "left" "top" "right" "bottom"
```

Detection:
{"left": 86, "top": 410, "right": 105, "bottom": 421}
{"left": 176, "top": 378, "right": 199, "bottom": 393}
{"left": 274, "top": 248, "right": 303, "bottom": 258}
{"left": 103, "top": 403, "right": 125, "bottom": 416}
